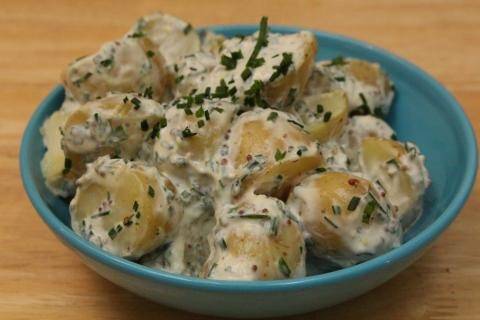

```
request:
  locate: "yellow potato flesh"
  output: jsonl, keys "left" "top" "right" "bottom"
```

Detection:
{"left": 302, "top": 90, "right": 348, "bottom": 143}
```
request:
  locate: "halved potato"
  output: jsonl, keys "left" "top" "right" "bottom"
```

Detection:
{"left": 127, "top": 12, "right": 201, "bottom": 68}
{"left": 154, "top": 98, "right": 238, "bottom": 165}
{"left": 310, "top": 58, "right": 394, "bottom": 116}
{"left": 174, "top": 30, "right": 317, "bottom": 110}
{"left": 40, "top": 109, "right": 73, "bottom": 197}
{"left": 337, "top": 115, "right": 396, "bottom": 170}
{"left": 203, "top": 193, "right": 305, "bottom": 280}
{"left": 61, "top": 94, "right": 165, "bottom": 180}
{"left": 359, "top": 137, "right": 430, "bottom": 229}
{"left": 62, "top": 37, "right": 167, "bottom": 103}
{"left": 294, "top": 90, "right": 348, "bottom": 142}
{"left": 70, "top": 156, "right": 181, "bottom": 259}
{"left": 287, "top": 171, "right": 402, "bottom": 267}
{"left": 218, "top": 108, "right": 323, "bottom": 199}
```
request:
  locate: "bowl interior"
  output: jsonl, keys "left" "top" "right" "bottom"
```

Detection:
{"left": 21, "top": 25, "right": 476, "bottom": 281}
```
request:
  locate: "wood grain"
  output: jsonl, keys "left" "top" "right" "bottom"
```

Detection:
{"left": 1, "top": 1, "right": 479, "bottom": 319}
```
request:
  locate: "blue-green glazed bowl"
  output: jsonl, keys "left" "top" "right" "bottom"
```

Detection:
{"left": 20, "top": 25, "right": 477, "bottom": 318}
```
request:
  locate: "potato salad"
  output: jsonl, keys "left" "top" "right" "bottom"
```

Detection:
{"left": 40, "top": 13, "right": 430, "bottom": 280}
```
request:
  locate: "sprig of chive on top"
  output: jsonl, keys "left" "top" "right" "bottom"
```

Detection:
{"left": 241, "top": 16, "right": 269, "bottom": 81}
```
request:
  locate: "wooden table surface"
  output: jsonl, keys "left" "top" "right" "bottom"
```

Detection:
{"left": 1, "top": 1, "right": 479, "bottom": 319}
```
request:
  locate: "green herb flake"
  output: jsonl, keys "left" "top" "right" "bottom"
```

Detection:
{"left": 131, "top": 97, "right": 141, "bottom": 110}
{"left": 347, "top": 196, "right": 361, "bottom": 211}
{"left": 287, "top": 119, "right": 304, "bottom": 129}
{"left": 108, "top": 225, "right": 123, "bottom": 240}
{"left": 315, "top": 167, "right": 327, "bottom": 173}
{"left": 278, "top": 257, "right": 291, "bottom": 278}
{"left": 183, "top": 23, "right": 193, "bottom": 34}
{"left": 270, "top": 217, "right": 279, "bottom": 236}
{"left": 240, "top": 16, "right": 269, "bottom": 81}
{"left": 362, "top": 201, "right": 376, "bottom": 224}
{"left": 159, "top": 117, "right": 167, "bottom": 128}
{"left": 148, "top": 185, "right": 155, "bottom": 198}
{"left": 140, "top": 119, "right": 149, "bottom": 131}
{"left": 236, "top": 214, "right": 271, "bottom": 220}
{"left": 182, "top": 127, "right": 197, "bottom": 138}
{"left": 326, "top": 56, "right": 346, "bottom": 67}
{"left": 143, "top": 86, "right": 153, "bottom": 99}
{"left": 129, "top": 31, "right": 145, "bottom": 38}
{"left": 323, "top": 216, "right": 339, "bottom": 229}
{"left": 195, "top": 106, "right": 205, "bottom": 118}
{"left": 91, "top": 210, "right": 110, "bottom": 219}
{"left": 269, "top": 52, "right": 293, "bottom": 82}
{"left": 332, "top": 205, "right": 342, "bottom": 215}
{"left": 62, "top": 158, "right": 72, "bottom": 175}
{"left": 220, "top": 50, "right": 243, "bottom": 70}
{"left": 267, "top": 112, "right": 278, "bottom": 122}
{"left": 146, "top": 50, "right": 155, "bottom": 58}
{"left": 323, "top": 111, "right": 332, "bottom": 122}
{"left": 219, "top": 238, "right": 228, "bottom": 250}
{"left": 197, "top": 119, "right": 205, "bottom": 128}
{"left": 334, "top": 76, "right": 345, "bottom": 82}
{"left": 275, "top": 149, "right": 286, "bottom": 161}
{"left": 175, "top": 75, "right": 184, "bottom": 84}
{"left": 316, "top": 104, "right": 324, "bottom": 114}
{"left": 133, "top": 200, "right": 139, "bottom": 212}
{"left": 100, "top": 59, "right": 113, "bottom": 68}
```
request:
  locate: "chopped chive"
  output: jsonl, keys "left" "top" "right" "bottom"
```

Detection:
{"left": 100, "top": 59, "right": 113, "bottom": 68}
{"left": 131, "top": 97, "right": 141, "bottom": 110}
{"left": 140, "top": 119, "right": 149, "bottom": 131}
{"left": 62, "top": 158, "right": 72, "bottom": 175}
{"left": 159, "top": 117, "right": 167, "bottom": 128}
{"left": 315, "top": 167, "right": 327, "bottom": 173}
{"left": 182, "top": 127, "right": 197, "bottom": 138}
{"left": 91, "top": 210, "right": 110, "bottom": 219}
{"left": 362, "top": 201, "right": 376, "bottom": 224}
{"left": 267, "top": 111, "right": 278, "bottom": 122}
{"left": 146, "top": 50, "right": 155, "bottom": 58}
{"left": 275, "top": 149, "right": 286, "bottom": 161}
{"left": 334, "top": 76, "right": 345, "bottom": 81}
{"left": 183, "top": 23, "right": 193, "bottom": 34}
{"left": 133, "top": 200, "right": 139, "bottom": 211}
{"left": 235, "top": 214, "right": 271, "bottom": 220}
{"left": 240, "top": 16, "right": 269, "bottom": 81}
{"left": 148, "top": 185, "right": 155, "bottom": 198}
{"left": 323, "top": 111, "right": 332, "bottom": 122}
{"left": 287, "top": 119, "right": 304, "bottom": 129}
{"left": 219, "top": 238, "right": 228, "bottom": 250}
{"left": 326, "top": 56, "right": 346, "bottom": 67}
{"left": 278, "top": 257, "right": 291, "bottom": 277}
{"left": 220, "top": 50, "right": 243, "bottom": 70}
{"left": 347, "top": 196, "right": 361, "bottom": 211}
{"left": 269, "top": 52, "right": 293, "bottom": 82}
{"left": 323, "top": 216, "right": 339, "bottom": 229}
{"left": 270, "top": 217, "right": 279, "bottom": 236}
{"left": 175, "top": 75, "right": 184, "bottom": 84}
{"left": 317, "top": 104, "right": 324, "bottom": 114}
{"left": 332, "top": 205, "right": 342, "bottom": 215}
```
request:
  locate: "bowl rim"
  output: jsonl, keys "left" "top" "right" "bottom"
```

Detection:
{"left": 20, "top": 24, "right": 478, "bottom": 293}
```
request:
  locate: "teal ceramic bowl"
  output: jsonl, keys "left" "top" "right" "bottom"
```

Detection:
{"left": 20, "top": 25, "right": 477, "bottom": 318}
